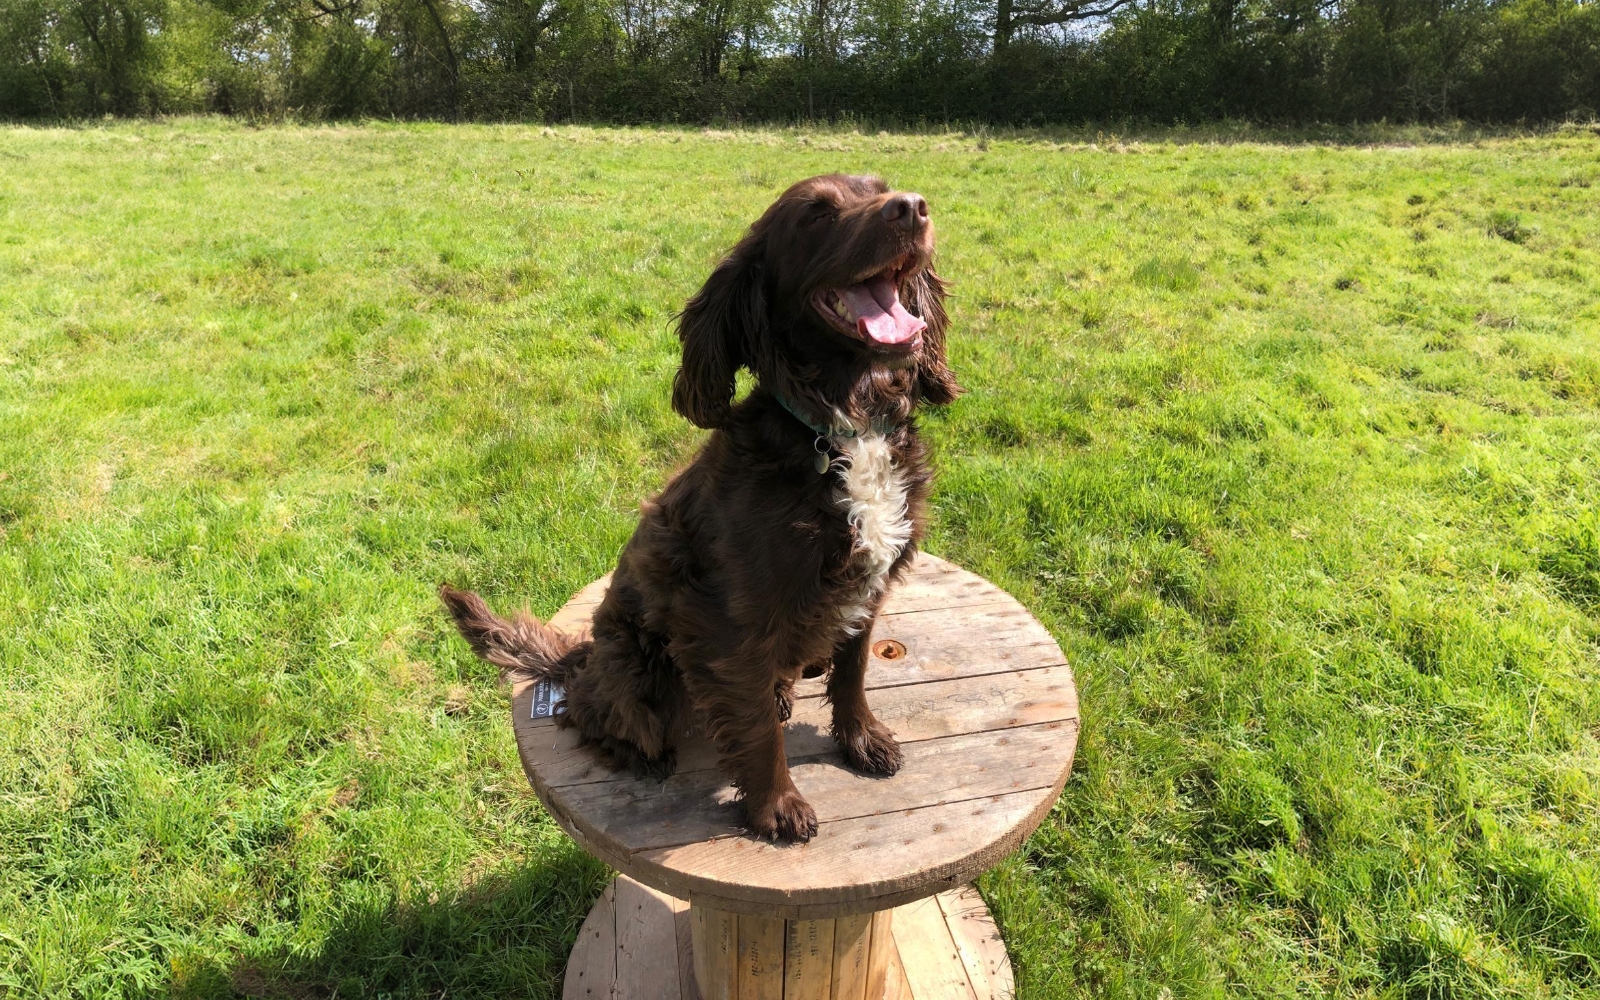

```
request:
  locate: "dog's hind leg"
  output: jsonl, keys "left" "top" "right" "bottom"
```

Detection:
{"left": 563, "top": 639, "right": 683, "bottom": 778}
{"left": 560, "top": 590, "right": 686, "bottom": 780}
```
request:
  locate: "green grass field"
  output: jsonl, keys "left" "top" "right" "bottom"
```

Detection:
{"left": 2, "top": 120, "right": 1599, "bottom": 999}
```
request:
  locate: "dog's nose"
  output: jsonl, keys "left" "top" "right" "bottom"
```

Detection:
{"left": 880, "top": 193, "right": 929, "bottom": 230}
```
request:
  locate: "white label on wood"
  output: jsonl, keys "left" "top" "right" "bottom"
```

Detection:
{"left": 532, "top": 678, "right": 566, "bottom": 719}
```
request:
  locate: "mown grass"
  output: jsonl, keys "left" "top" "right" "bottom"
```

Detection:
{"left": 1, "top": 119, "right": 1597, "bottom": 999}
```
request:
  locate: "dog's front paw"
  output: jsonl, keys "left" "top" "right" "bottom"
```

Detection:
{"left": 744, "top": 788, "right": 819, "bottom": 843}
{"left": 775, "top": 682, "right": 795, "bottom": 723}
{"left": 836, "top": 721, "right": 903, "bottom": 776}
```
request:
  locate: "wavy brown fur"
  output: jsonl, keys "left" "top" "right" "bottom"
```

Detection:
{"left": 437, "top": 585, "right": 588, "bottom": 679}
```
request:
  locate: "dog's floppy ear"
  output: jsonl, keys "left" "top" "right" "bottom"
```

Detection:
{"left": 672, "top": 236, "right": 766, "bottom": 429}
{"left": 906, "top": 264, "right": 962, "bottom": 406}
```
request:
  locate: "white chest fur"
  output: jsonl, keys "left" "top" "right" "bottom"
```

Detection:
{"left": 831, "top": 432, "right": 913, "bottom": 633}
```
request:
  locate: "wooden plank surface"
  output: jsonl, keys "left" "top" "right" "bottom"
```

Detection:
{"left": 886, "top": 951, "right": 912, "bottom": 1000}
{"left": 542, "top": 555, "right": 1059, "bottom": 700}
{"left": 517, "top": 664, "right": 1077, "bottom": 788}
{"left": 866, "top": 910, "right": 895, "bottom": 1000}
{"left": 566, "top": 878, "right": 1016, "bottom": 1000}
{"left": 563, "top": 880, "right": 616, "bottom": 1000}
{"left": 614, "top": 876, "right": 683, "bottom": 1000}
{"left": 874, "top": 558, "right": 1012, "bottom": 615}
{"left": 892, "top": 896, "right": 978, "bottom": 1000}
{"left": 548, "top": 575, "right": 611, "bottom": 630}
{"left": 691, "top": 905, "right": 737, "bottom": 1000}
{"left": 551, "top": 722, "right": 1075, "bottom": 851}
{"left": 738, "top": 912, "right": 786, "bottom": 1000}
{"left": 516, "top": 553, "right": 1079, "bottom": 917}
{"left": 830, "top": 912, "right": 874, "bottom": 1000}
{"left": 675, "top": 903, "right": 701, "bottom": 1000}
{"left": 785, "top": 918, "right": 838, "bottom": 999}
{"left": 939, "top": 887, "right": 1013, "bottom": 1000}
{"left": 522, "top": 610, "right": 1065, "bottom": 737}
{"left": 634, "top": 784, "right": 1070, "bottom": 914}
{"left": 524, "top": 730, "right": 1079, "bottom": 916}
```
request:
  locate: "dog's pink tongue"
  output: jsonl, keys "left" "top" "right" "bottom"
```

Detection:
{"left": 841, "top": 276, "right": 926, "bottom": 345}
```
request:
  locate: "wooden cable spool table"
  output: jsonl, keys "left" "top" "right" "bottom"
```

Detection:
{"left": 512, "top": 553, "right": 1079, "bottom": 1000}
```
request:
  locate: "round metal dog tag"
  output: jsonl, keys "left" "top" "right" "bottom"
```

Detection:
{"left": 812, "top": 435, "right": 832, "bottom": 474}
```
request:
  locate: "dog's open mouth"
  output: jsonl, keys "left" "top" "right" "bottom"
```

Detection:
{"left": 811, "top": 258, "right": 927, "bottom": 349}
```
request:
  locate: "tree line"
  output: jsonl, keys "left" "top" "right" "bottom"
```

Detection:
{"left": 1, "top": 0, "right": 1596, "bottom": 123}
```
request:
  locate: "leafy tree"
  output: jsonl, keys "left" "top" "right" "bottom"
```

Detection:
{"left": 0, "top": 0, "right": 1595, "bottom": 122}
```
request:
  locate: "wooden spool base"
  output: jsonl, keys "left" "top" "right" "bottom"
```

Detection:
{"left": 529, "top": 555, "right": 1071, "bottom": 1000}
{"left": 564, "top": 876, "right": 1014, "bottom": 1000}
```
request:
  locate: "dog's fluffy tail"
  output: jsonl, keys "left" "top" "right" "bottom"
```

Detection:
{"left": 439, "top": 584, "right": 586, "bottom": 681}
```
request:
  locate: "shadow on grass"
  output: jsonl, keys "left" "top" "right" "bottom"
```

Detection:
{"left": 180, "top": 840, "right": 609, "bottom": 1000}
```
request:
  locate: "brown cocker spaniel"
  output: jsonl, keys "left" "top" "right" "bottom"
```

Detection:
{"left": 441, "top": 174, "right": 961, "bottom": 842}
